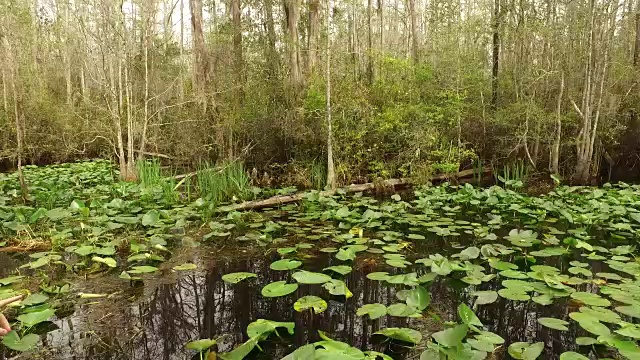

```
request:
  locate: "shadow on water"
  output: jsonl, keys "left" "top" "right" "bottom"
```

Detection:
{"left": 11, "top": 239, "right": 610, "bottom": 360}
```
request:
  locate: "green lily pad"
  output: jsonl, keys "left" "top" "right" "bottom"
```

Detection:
{"left": 294, "top": 296, "right": 328, "bottom": 314}
{"left": 270, "top": 259, "right": 302, "bottom": 271}
{"left": 538, "top": 317, "right": 569, "bottom": 331}
{"left": 261, "top": 281, "right": 298, "bottom": 297}
{"left": 374, "top": 327, "right": 422, "bottom": 344}
{"left": 356, "top": 303, "right": 387, "bottom": 319}
{"left": 1, "top": 331, "right": 39, "bottom": 352}
{"left": 292, "top": 270, "right": 332, "bottom": 284}
{"left": 222, "top": 272, "right": 257, "bottom": 284}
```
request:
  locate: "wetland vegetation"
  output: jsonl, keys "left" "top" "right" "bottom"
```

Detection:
{"left": 2, "top": 161, "right": 640, "bottom": 359}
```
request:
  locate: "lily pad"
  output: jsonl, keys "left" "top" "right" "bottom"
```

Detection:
{"left": 294, "top": 296, "right": 328, "bottom": 314}
{"left": 222, "top": 272, "right": 257, "bottom": 284}
{"left": 261, "top": 281, "right": 298, "bottom": 297}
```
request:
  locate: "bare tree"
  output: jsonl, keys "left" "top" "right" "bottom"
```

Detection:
{"left": 285, "top": 0, "right": 302, "bottom": 88}
{"left": 326, "top": 0, "right": 336, "bottom": 189}
{"left": 190, "top": 0, "right": 208, "bottom": 109}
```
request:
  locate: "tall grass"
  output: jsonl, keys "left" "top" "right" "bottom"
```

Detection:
{"left": 196, "top": 161, "right": 250, "bottom": 204}
{"left": 137, "top": 159, "right": 178, "bottom": 203}
{"left": 309, "top": 160, "right": 326, "bottom": 190}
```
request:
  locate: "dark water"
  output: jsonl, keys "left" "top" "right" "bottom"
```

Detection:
{"left": 3, "top": 241, "right": 612, "bottom": 360}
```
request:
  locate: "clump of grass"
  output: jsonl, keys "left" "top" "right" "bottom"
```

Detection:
{"left": 137, "top": 159, "right": 163, "bottom": 188}
{"left": 137, "top": 159, "right": 179, "bottom": 203}
{"left": 309, "top": 160, "right": 326, "bottom": 190}
{"left": 196, "top": 161, "right": 250, "bottom": 204}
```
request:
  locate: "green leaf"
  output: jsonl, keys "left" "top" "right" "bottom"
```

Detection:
{"left": 472, "top": 290, "right": 498, "bottom": 305}
{"left": 575, "top": 337, "right": 597, "bottom": 345}
{"left": 538, "top": 317, "right": 569, "bottom": 331}
{"left": 559, "top": 352, "right": 589, "bottom": 360}
{"left": 261, "top": 281, "right": 298, "bottom": 297}
{"left": 432, "top": 324, "right": 469, "bottom": 347}
{"left": 186, "top": 338, "right": 217, "bottom": 352}
{"left": 282, "top": 344, "right": 317, "bottom": 359}
{"left": 92, "top": 256, "right": 117, "bottom": 268}
{"left": 222, "top": 272, "right": 257, "bottom": 284}
{"left": 17, "top": 308, "right": 55, "bottom": 327}
{"left": 356, "top": 303, "right": 387, "bottom": 320}
{"left": 141, "top": 210, "right": 160, "bottom": 226}
{"left": 21, "top": 293, "right": 49, "bottom": 306}
{"left": 323, "top": 279, "right": 353, "bottom": 298}
{"left": 387, "top": 303, "right": 421, "bottom": 317}
{"left": 270, "top": 259, "right": 303, "bottom": 271}
{"left": 406, "top": 286, "right": 431, "bottom": 311}
{"left": 128, "top": 265, "right": 159, "bottom": 274}
{"left": 458, "top": 303, "right": 483, "bottom": 326}
{"left": 323, "top": 265, "right": 352, "bottom": 275}
{"left": 374, "top": 328, "right": 422, "bottom": 344}
{"left": 172, "top": 263, "right": 198, "bottom": 271}
{"left": 292, "top": 270, "right": 332, "bottom": 284}
{"left": 366, "top": 272, "right": 390, "bottom": 281}
{"left": 467, "top": 338, "right": 495, "bottom": 352}
{"left": 294, "top": 296, "right": 328, "bottom": 314}
{"left": 570, "top": 292, "right": 610, "bottom": 307}
{"left": 246, "top": 319, "right": 295, "bottom": 339}
{"left": 218, "top": 336, "right": 260, "bottom": 360}
{"left": 1, "top": 331, "right": 40, "bottom": 352}
{"left": 508, "top": 342, "right": 544, "bottom": 360}
{"left": 498, "top": 288, "right": 530, "bottom": 301}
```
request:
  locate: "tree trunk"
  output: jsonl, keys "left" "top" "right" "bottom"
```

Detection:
{"left": 232, "top": 0, "right": 244, "bottom": 100}
{"left": 264, "top": 0, "right": 279, "bottom": 79}
{"left": 635, "top": 12, "right": 640, "bottom": 66}
{"left": 551, "top": 72, "right": 564, "bottom": 175}
{"left": 139, "top": 1, "right": 153, "bottom": 162}
{"left": 61, "top": 0, "right": 73, "bottom": 106}
{"left": 2, "top": 67, "right": 7, "bottom": 113}
{"left": 408, "top": 0, "right": 419, "bottom": 64}
{"left": 179, "top": 0, "right": 185, "bottom": 99}
{"left": 350, "top": 0, "right": 358, "bottom": 80}
{"left": 1, "top": 35, "right": 28, "bottom": 200}
{"left": 190, "top": 0, "right": 208, "bottom": 110}
{"left": 285, "top": 0, "right": 302, "bottom": 88}
{"left": 308, "top": 0, "right": 320, "bottom": 76}
{"left": 367, "top": 0, "right": 375, "bottom": 84}
{"left": 491, "top": 0, "right": 500, "bottom": 110}
{"left": 326, "top": 0, "right": 336, "bottom": 190}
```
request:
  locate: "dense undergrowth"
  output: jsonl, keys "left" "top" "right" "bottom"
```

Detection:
{"left": 1, "top": 161, "right": 640, "bottom": 359}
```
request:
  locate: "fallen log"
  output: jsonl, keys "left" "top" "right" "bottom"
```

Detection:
{"left": 219, "top": 167, "right": 491, "bottom": 212}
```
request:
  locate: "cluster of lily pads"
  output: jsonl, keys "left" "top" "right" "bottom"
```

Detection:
{"left": 202, "top": 183, "right": 640, "bottom": 359}
{"left": 2, "top": 161, "right": 640, "bottom": 359}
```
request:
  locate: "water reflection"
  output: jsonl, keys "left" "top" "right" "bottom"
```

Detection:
{"left": 13, "top": 245, "right": 605, "bottom": 360}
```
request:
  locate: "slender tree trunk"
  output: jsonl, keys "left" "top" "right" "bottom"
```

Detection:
{"left": 264, "top": 0, "right": 279, "bottom": 78}
{"left": 190, "top": 0, "right": 208, "bottom": 110}
{"left": 2, "top": 34, "right": 28, "bottom": 200}
{"left": 326, "top": 0, "right": 336, "bottom": 189}
{"left": 61, "top": 0, "right": 73, "bottom": 106}
{"left": 285, "top": 0, "right": 302, "bottom": 88}
{"left": 367, "top": 0, "right": 375, "bottom": 84}
{"left": 139, "top": 2, "right": 153, "bottom": 162}
{"left": 491, "top": 0, "right": 500, "bottom": 110}
{"left": 408, "top": 0, "right": 419, "bottom": 64}
{"left": 232, "top": 0, "right": 244, "bottom": 98}
{"left": 308, "top": 0, "right": 320, "bottom": 76}
{"left": 179, "top": 0, "right": 185, "bottom": 99}
{"left": 2, "top": 68, "right": 7, "bottom": 113}
{"left": 351, "top": 0, "right": 358, "bottom": 80}
{"left": 635, "top": 12, "right": 640, "bottom": 66}
{"left": 551, "top": 72, "right": 564, "bottom": 175}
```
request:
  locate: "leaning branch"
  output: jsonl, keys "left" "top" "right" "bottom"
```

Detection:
{"left": 218, "top": 168, "right": 491, "bottom": 212}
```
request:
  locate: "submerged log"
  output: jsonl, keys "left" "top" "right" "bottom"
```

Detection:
{"left": 219, "top": 168, "right": 490, "bottom": 212}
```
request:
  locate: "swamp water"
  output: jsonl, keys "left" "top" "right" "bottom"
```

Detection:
{"left": 2, "top": 182, "right": 640, "bottom": 360}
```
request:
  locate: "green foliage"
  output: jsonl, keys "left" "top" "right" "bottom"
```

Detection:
{"left": 196, "top": 161, "right": 251, "bottom": 206}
